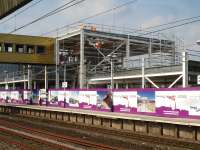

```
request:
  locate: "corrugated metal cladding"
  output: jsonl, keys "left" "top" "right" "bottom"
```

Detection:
{"left": 0, "top": 0, "right": 32, "bottom": 19}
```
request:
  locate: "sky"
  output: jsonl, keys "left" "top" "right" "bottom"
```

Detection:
{"left": 0, "top": 0, "right": 200, "bottom": 49}
{"left": 138, "top": 91, "right": 155, "bottom": 101}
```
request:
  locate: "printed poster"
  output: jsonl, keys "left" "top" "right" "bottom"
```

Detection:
{"left": 23, "top": 90, "right": 32, "bottom": 104}
{"left": 113, "top": 91, "right": 137, "bottom": 113}
{"left": 97, "top": 90, "right": 112, "bottom": 111}
{"left": 78, "top": 91, "right": 97, "bottom": 109}
{"left": 155, "top": 91, "right": 189, "bottom": 117}
{"left": 137, "top": 91, "right": 155, "bottom": 113}
{"left": 48, "top": 90, "right": 59, "bottom": 106}
{"left": 68, "top": 91, "right": 79, "bottom": 107}
{"left": 186, "top": 91, "right": 200, "bottom": 116}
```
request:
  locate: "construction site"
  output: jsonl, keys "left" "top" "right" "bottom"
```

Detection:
{"left": 1, "top": 1, "right": 200, "bottom": 150}
{"left": 0, "top": 23, "right": 199, "bottom": 90}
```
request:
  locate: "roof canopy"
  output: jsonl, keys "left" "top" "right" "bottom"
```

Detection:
{"left": 0, "top": 0, "right": 32, "bottom": 19}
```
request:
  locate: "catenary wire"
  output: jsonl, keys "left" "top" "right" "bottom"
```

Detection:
{"left": 41, "top": 0, "right": 139, "bottom": 36}
{"left": 9, "top": 0, "right": 86, "bottom": 33}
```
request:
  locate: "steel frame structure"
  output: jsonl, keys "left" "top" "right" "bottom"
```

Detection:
{"left": 54, "top": 24, "right": 192, "bottom": 89}
{"left": 1, "top": 23, "right": 200, "bottom": 90}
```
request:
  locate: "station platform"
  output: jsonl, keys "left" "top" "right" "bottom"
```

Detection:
{"left": 1, "top": 104, "right": 200, "bottom": 141}
{"left": 2, "top": 104, "right": 200, "bottom": 127}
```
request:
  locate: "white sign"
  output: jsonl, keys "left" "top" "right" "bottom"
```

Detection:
{"left": 62, "top": 82, "right": 68, "bottom": 88}
{"left": 197, "top": 75, "right": 200, "bottom": 85}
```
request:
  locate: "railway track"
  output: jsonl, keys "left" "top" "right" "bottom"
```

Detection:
{"left": 0, "top": 117, "right": 119, "bottom": 150}
{"left": 1, "top": 114, "right": 200, "bottom": 149}
{"left": 0, "top": 135, "right": 33, "bottom": 150}
{"left": 15, "top": 116, "right": 200, "bottom": 150}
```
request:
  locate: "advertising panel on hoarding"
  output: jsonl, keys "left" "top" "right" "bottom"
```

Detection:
{"left": 48, "top": 90, "right": 59, "bottom": 106}
{"left": 5, "top": 91, "right": 11, "bottom": 103}
{"left": 137, "top": 91, "right": 155, "bottom": 113}
{"left": 0, "top": 92, "right": 2, "bottom": 103}
{"left": 48, "top": 90, "right": 68, "bottom": 107}
{"left": 186, "top": 91, "right": 200, "bottom": 116}
{"left": 39, "top": 89, "right": 47, "bottom": 105}
{"left": 68, "top": 91, "right": 79, "bottom": 108}
{"left": 32, "top": 90, "right": 39, "bottom": 104}
{"left": 97, "top": 90, "right": 112, "bottom": 111}
{"left": 10, "top": 91, "right": 23, "bottom": 104}
{"left": 155, "top": 91, "right": 189, "bottom": 117}
{"left": 113, "top": 91, "right": 137, "bottom": 113}
{"left": 78, "top": 91, "right": 97, "bottom": 110}
{"left": 23, "top": 90, "right": 32, "bottom": 104}
{"left": 58, "top": 90, "right": 68, "bottom": 107}
{"left": 0, "top": 91, "right": 6, "bottom": 102}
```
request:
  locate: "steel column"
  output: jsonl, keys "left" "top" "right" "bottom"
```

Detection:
{"left": 142, "top": 58, "right": 145, "bottom": 88}
{"left": 45, "top": 65, "right": 48, "bottom": 90}
{"left": 27, "top": 65, "right": 32, "bottom": 89}
{"left": 126, "top": 35, "right": 130, "bottom": 58}
{"left": 148, "top": 38, "right": 152, "bottom": 66}
{"left": 182, "top": 52, "right": 188, "bottom": 88}
{"left": 64, "top": 64, "right": 66, "bottom": 83}
{"left": 111, "top": 58, "right": 114, "bottom": 89}
{"left": 33, "top": 81, "right": 37, "bottom": 89}
{"left": 79, "top": 30, "right": 85, "bottom": 89}
{"left": 55, "top": 39, "right": 59, "bottom": 89}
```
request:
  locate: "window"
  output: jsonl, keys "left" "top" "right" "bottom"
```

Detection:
{"left": 4, "top": 43, "right": 13, "bottom": 53}
{"left": 36, "top": 46, "right": 45, "bottom": 54}
{"left": 16, "top": 44, "right": 24, "bottom": 53}
{"left": 27, "top": 45, "right": 34, "bottom": 54}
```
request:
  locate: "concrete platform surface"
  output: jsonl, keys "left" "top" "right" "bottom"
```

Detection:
{"left": 2, "top": 104, "right": 200, "bottom": 127}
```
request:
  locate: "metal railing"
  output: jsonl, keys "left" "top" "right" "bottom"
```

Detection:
{"left": 88, "top": 52, "right": 184, "bottom": 75}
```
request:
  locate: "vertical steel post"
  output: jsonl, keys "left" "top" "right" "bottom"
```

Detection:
{"left": 12, "top": 72, "right": 15, "bottom": 89}
{"left": 33, "top": 81, "right": 37, "bottom": 89}
{"left": 80, "top": 30, "right": 85, "bottom": 89}
{"left": 55, "top": 39, "right": 59, "bottom": 89}
{"left": 126, "top": 35, "right": 130, "bottom": 58}
{"left": 126, "top": 83, "right": 128, "bottom": 89}
{"left": 4, "top": 71, "right": 8, "bottom": 90}
{"left": 64, "top": 64, "right": 66, "bottom": 83}
{"left": 111, "top": 58, "right": 114, "bottom": 89}
{"left": 142, "top": 58, "right": 145, "bottom": 88}
{"left": 28, "top": 65, "right": 32, "bottom": 89}
{"left": 182, "top": 52, "right": 188, "bottom": 87}
{"left": 116, "top": 83, "right": 119, "bottom": 89}
{"left": 23, "top": 65, "right": 26, "bottom": 89}
{"left": 148, "top": 38, "right": 152, "bottom": 67}
{"left": 45, "top": 65, "right": 48, "bottom": 90}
